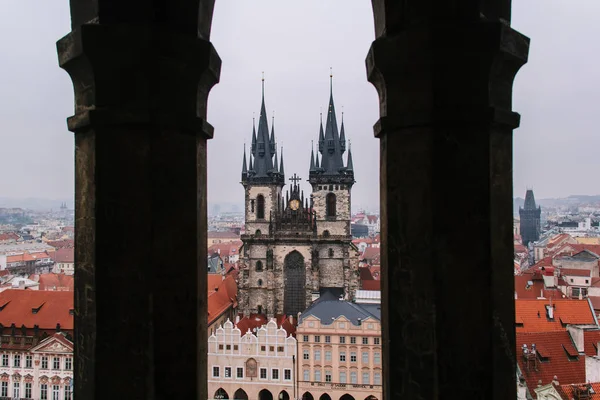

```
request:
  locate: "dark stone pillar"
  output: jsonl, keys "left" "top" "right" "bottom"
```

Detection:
{"left": 57, "top": 2, "right": 220, "bottom": 398}
{"left": 367, "top": 1, "right": 529, "bottom": 398}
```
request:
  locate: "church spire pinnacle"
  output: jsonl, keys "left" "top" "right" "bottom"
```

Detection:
{"left": 310, "top": 141, "right": 316, "bottom": 172}
{"left": 279, "top": 146, "right": 285, "bottom": 177}
{"left": 242, "top": 143, "right": 248, "bottom": 178}
{"left": 346, "top": 139, "right": 354, "bottom": 171}
{"left": 340, "top": 106, "right": 346, "bottom": 153}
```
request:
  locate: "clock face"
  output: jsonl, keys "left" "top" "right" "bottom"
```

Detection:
{"left": 289, "top": 199, "right": 300, "bottom": 211}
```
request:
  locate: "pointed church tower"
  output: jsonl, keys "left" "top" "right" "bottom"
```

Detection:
{"left": 241, "top": 74, "right": 285, "bottom": 233}
{"left": 519, "top": 189, "right": 541, "bottom": 246}
{"left": 308, "top": 71, "right": 355, "bottom": 237}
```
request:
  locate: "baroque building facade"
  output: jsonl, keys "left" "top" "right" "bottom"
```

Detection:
{"left": 238, "top": 77, "right": 360, "bottom": 318}
{"left": 207, "top": 319, "right": 296, "bottom": 400}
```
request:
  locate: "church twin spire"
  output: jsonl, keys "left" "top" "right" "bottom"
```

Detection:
{"left": 242, "top": 74, "right": 285, "bottom": 185}
{"left": 242, "top": 71, "right": 354, "bottom": 185}
{"left": 309, "top": 72, "right": 354, "bottom": 184}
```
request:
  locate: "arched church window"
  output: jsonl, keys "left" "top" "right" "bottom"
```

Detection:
{"left": 326, "top": 193, "right": 336, "bottom": 218}
{"left": 323, "top": 230, "right": 330, "bottom": 238}
{"left": 255, "top": 229, "right": 261, "bottom": 236}
{"left": 328, "top": 248, "right": 334, "bottom": 258}
{"left": 256, "top": 261, "right": 263, "bottom": 271}
{"left": 257, "top": 195, "right": 265, "bottom": 219}
{"left": 257, "top": 279, "right": 263, "bottom": 286}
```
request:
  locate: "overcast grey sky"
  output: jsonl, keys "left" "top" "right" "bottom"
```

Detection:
{"left": 0, "top": 1, "right": 598, "bottom": 210}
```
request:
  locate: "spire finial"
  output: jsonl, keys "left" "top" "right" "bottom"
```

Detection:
{"left": 329, "top": 67, "right": 333, "bottom": 94}
{"left": 261, "top": 71, "right": 265, "bottom": 98}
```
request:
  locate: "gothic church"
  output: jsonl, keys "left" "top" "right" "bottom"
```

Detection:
{"left": 238, "top": 77, "right": 359, "bottom": 318}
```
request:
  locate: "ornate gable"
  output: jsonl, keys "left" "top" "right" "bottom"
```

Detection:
{"left": 31, "top": 334, "right": 73, "bottom": 354}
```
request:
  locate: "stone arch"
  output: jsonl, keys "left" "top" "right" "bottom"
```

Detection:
{"left": 326, "top": 193, "right": 336, "bottom": 217}
{"left": 323, "top": 230, "right": 330, "bottom": 238}
{"left": 234, "top": 388, "right": 248, "bottom": 400}
{"left": 302, "top": 393, "right": 315, "bottom": 400}
{"left": 284, "top": 250, "right": 306, "bottom": 316}
{"left": 256, "top": 260, "right": 263, "bottom": 271}
{"left": 259, "top": 389, "right": 273, "bottom": 400}
{"left": 255, "top": 229, "right": 262, "bottom": 236}
{"left": 257, "top": 194, "right": 265, "bottom": 219}
{"left": 339, "top": 395, "right": 355, "bottom": 400}
{"left": 364, "top": 396, "right": 378, "bottom": 400}
{"left": 278, "top": 390, "right": 290, "bottom": 400}
{"left": 320, "top": 394, "right": 332, "bottom": 400}
{"left": 214, "top": 388, "right": 229, "bottom": 399}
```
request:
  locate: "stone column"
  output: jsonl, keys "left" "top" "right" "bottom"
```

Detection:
{"left": 367, "top": 1, "right": 529, "bottom": 398}
{"left": 57, "top": 2, "right": 220, "bottom": 398}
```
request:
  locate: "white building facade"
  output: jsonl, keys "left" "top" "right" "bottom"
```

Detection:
{"left": 0, "top": 333, "right": 73, "bottom": 400}
{"left": 207, "top": 319, "right": 297, "bottom": 400}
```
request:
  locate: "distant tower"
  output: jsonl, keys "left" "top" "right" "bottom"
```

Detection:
{"left": 519, "top": 189, "right": 541, "bottom": 246}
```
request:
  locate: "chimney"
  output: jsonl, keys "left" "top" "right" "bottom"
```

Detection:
{"left": 288, "top": 315, "right": 294, "bottom": 325}
{"left": 552, "top": 375, "right": 559, "bottom": 386}
{"left": 235, "top": 315, "right": 240, "bottom": 325}
{"left": 18, "top": 280, "right": 25, "bottom": 290}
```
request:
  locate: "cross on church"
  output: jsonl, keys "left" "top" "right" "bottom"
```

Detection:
{"left": 289, "top": 173, "right": 301, "bottom": 185}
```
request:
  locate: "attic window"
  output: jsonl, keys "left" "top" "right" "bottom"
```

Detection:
{"left": 31, "top": 303, "right": 45, "bottom": 314}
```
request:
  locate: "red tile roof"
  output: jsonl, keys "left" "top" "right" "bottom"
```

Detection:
{"left": 361, "top": 247, "right": 380, "bottom": 263}
{"left": 584, "top": 330, "right": 600, "bottom": 357}
{"left": 0, "top": 233, "right": 19, "bottom": 241}
{"left": 515, "top": 299, "right": 596, "bottom": 332}
{"left": 359, "top": 267, "right": 374, "bottom": 281}
{"left": 361, "top": 280, "right": 381, "bottom": 291}
{"left": 46, "top": 239, "right": 74, "bottom": 249}
{"left": 530, "top": 257, "right": 554, "bottom": 269}
{"left": 517, "top": 331, "right": 585, "bottom": 398}
{"left": 560, "top": 268, "right": 591, "bottom": 277}
{"left": 235, "top": 314, "right": 268, "bottom": 334}
{"left": 31, "top": 274, "right": 74, "bottom": 291}
{"left": 207, "top": 275, "right": 237, "bottom": 325}
{"left": 514, "top": 275, "right": 564, "bottom": 300}
{"left": 0, "top": 290, "right": 73, "bottom": 331}
{"left": 557, "top": 383, "right": 600, "bottom": 400}
{"left": 7, "top": 251, "right": 53, "bottom": 264}
{"left": 515, "top": 243, "right": 528, "bottom": 253}
{"left": 208, "top": 241, "right": 242, "bottom": 258}
{"left": 54, "top": 247, "right": 74, "bottom": 263}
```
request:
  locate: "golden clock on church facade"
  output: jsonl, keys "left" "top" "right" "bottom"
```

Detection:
{"left": 289, "top": 199, "right": 300, "bottom": 210}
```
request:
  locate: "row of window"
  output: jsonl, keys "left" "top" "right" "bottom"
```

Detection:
{"left": 303, "top": 335, "right": 381, "bottom": 345}
{"left": 1, "top": 354, "right": 72, "bottom": 370}
{"left": 0, "top": 382, "right": 72, "bottom": 400}
{"left": 216, "top": 344, "right": 286, "bottom": 353}
{"left": 212, "top": 366, "right": 292, "bottom": 381}
{"left": 302, "top": 350, "right": 381, "bottom": 364}
{"left": 302, "top": 370, "right": 381, "bottom": 385}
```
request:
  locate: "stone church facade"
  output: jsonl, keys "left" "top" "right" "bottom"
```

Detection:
{"left": 238, "top": 77, "right": 359, "bottom": 318}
